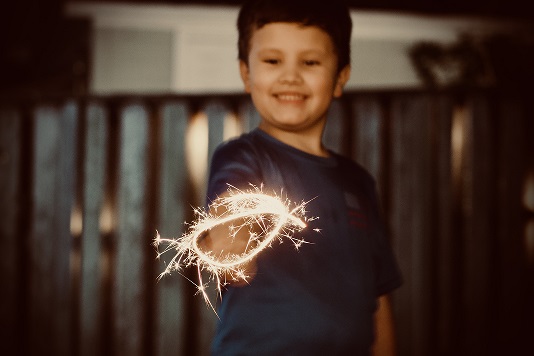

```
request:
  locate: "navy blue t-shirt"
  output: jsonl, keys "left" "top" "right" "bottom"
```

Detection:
{"left": 207, "top": 129, "right": 402, "bottom": 355}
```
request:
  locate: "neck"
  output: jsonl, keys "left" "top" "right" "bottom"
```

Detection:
{"left": 258, "top": 124, "right": 329, "bottom": 157}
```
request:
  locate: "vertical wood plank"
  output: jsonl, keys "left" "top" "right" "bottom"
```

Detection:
{"left": 238, "top": 98, "right": 261, "bottom": 133}
{"left": 193, "top": 100, "right": 228, "bottom": 206}
{"left": 80, "top": 102, "right": 108, "bottom": 356}
{"left": 495, "top": 97, "right": 530, "bottom": 354}
{"left": 30, "top": 102, "right": 77, "bottom": 356}
{"left": 56, "top": 102, "right": 78, "bottom": 356}
{"left": 389, "top": 94, "right": 435, "bottom": 356}
{"left": 204, "top": 100, "right": 228, "bottom": 203}
{"left": 205, "top": 100, "right": 228, "bottom": 171}
{"left": 352, "top": 95, "right": 386, "bottom": 195}
{"left": 114, "top": 103, "right": 149, "bottom": 356}
{"left": 433, "top": 96, "right": 457, "bottom": 356}
{"left": 0, "top": 108, "right": 21, "bottom": 355}
{"left": 30, "top": 106, "right": 59, "bottom": 356}
{"left": 155, "top": 101, "right": 190, "bottom": 356}
{"left": 323, "top": 99, "right": 345, "bottom": 154}
{"left": 460, "top": 95, "right": 496, "bottom": 355}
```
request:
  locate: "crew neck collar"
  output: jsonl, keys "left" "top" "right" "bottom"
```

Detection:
{"left": 253, "top": 128, "right": 338, "bottom": 167}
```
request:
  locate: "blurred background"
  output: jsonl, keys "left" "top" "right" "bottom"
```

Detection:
{"left": 1, "top": 1, "right": 533, "bottom": 356}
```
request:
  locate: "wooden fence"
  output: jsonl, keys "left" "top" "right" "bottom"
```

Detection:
{"left": 1, "top": 90, "right": 533, "bottom": 356}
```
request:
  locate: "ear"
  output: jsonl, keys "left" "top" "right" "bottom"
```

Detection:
{"left": 333, "top": 65, "right": 351, "bottom": 98}
{"left": 239, "top": 60, "right": 252, "bottom": 93}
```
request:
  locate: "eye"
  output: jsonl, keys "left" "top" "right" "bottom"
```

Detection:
{"left": 304, "top": 60, "right": 320, "bottom": 66}
{"left": 263, "top": 58, "right": 280, "bottom": 65}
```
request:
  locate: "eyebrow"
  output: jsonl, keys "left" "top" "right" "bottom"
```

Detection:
{"left": 256, "top": 48, "right": 328, "bottom": 56}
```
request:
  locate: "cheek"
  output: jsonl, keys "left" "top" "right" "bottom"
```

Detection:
{"left": 310, "top": 75, "right": 335, "bottom": 95}
{"left": 249, "top": 73, "right": 272, "bottom": 93}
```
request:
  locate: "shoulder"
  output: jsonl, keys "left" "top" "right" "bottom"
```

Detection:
{"left": 208, "top": 131, "right": 266, "bottom": 199}
{"left": 333, "top": 153, "right": 376, "bottom": 187}
{"left": 211, "top": 131, "right": 259, "bottom": 164}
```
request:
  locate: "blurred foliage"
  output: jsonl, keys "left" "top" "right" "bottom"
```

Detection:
{"left": 409, "top": 32, "right": 534, "bottom": 90}
{"left": 409, "top": 35, "right": 493, "bottom": 89}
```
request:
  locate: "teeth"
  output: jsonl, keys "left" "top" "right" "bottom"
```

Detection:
{"left": 277, "top": 94, "right": 304, "bottom": 101}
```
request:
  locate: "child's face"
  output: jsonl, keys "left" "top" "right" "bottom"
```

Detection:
{"left": 240, "top": 22, "right": 350, "bottom": 136}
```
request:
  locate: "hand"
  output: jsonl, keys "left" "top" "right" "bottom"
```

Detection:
{"left": 197, "top": 205, "right": 259, "bottom": 286}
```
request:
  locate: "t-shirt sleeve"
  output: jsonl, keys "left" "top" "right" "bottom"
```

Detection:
{"left": 367, "top": 180, "right": 403, "bottom": 296}
{"left": 206, "top": 138, "right": 262, "bottom": 205}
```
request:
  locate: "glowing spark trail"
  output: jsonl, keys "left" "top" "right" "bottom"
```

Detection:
{"left": 154, "top": 185, "right": 314, "bottom": 314}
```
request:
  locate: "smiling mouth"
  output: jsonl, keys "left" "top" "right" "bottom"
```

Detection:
{"left": 275, "top": 94, "right": 306, "bottom": 101}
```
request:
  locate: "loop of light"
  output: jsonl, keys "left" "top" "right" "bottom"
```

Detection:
{"left": 154, "top": 185, "right": 313, "bottom": 315}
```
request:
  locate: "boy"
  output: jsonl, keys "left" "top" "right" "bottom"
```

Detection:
{"left": 202, "top": 0, "right": 402, "bottom": 354}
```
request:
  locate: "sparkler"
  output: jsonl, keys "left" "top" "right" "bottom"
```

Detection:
{"left": 154, "top": 184, "right": 315, "bottom": 314}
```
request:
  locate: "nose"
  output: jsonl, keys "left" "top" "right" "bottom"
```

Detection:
{"left": 278, "top": 63, "right": 302, "bottom": 84}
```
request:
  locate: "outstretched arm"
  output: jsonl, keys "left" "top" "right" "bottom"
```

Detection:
{"left": 372, "top": 294, "right": 397, "bottom": 356}
{"left": 198, "top": 192, "right": 258, "bottom": 286}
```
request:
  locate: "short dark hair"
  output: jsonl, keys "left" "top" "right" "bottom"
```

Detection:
{"left": 237, "top": 0, "right": 352, "bottom": 71}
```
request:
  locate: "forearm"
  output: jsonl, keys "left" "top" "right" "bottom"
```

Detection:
{"left": 372, "top": 294, "right": 397, "bottom": 356}
{"left": 198, "top": 197, "right": 259, "bottom": 286}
